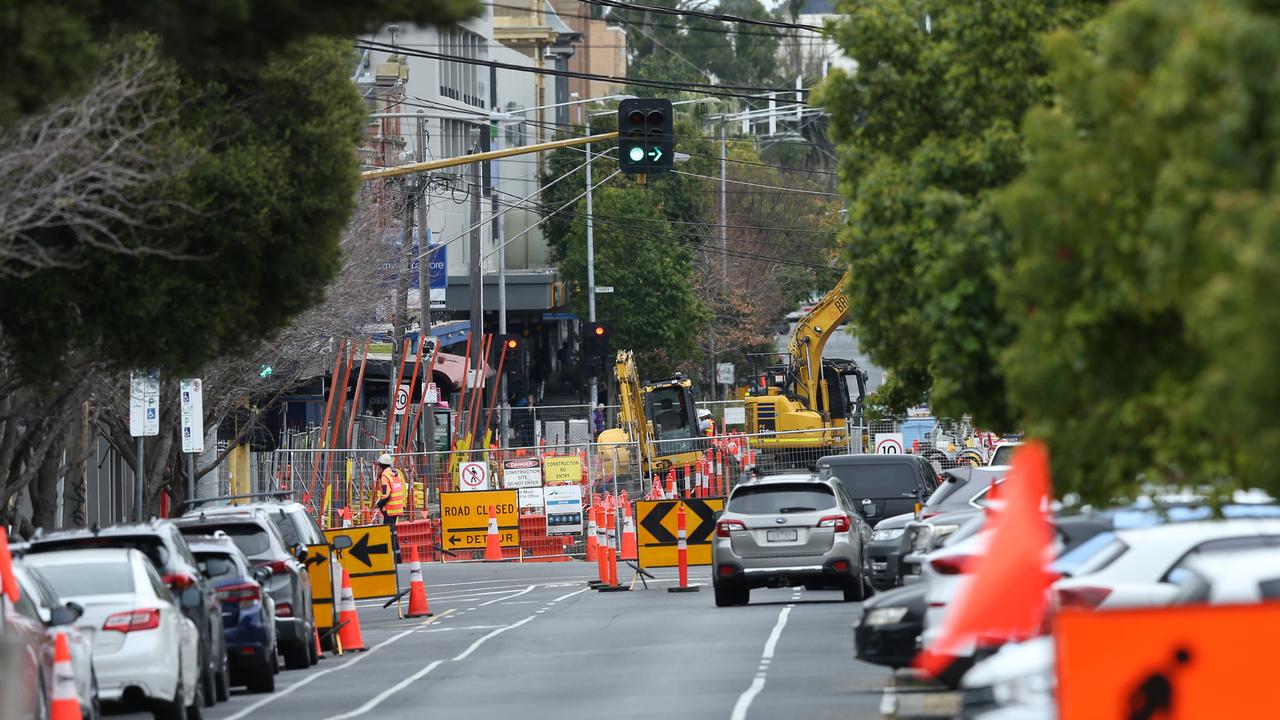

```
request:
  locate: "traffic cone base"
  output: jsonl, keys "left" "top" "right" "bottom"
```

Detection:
{"left": 336, "top": 568, "right": 366, "bottom": 652}
{"left": 50, "top": 633, "right": 79, "bottom": 720}
{"left": 406, "top": 546, "right": 433, "bottom": 618}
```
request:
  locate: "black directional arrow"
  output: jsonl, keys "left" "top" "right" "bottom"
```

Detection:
{"left": 448, "top": 534, "right": 460, "bottom": 546}
{"left": 640, "top": 502, "right": 676, "bottom": 544}
{"left": 685, "top": 500, "right": 720, "bottom": 544}
{"left": 348, "top": 533, "right": 389, "bottom": 567}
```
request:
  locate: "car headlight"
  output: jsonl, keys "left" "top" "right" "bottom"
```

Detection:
{"left": 872, "top": 528, "right": 905, "bottom": 542}
{"left": 991, "top": 671, "right": 1054, "bottom": 706}
{"left": 929, "top": 524, "right": 961, "bottom": 546}
{"left": 864, "top": 607, "right": 910, "bottom": 626}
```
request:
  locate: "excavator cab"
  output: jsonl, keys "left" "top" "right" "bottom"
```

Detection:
{"left": 644, "top": 380, "right": 700, "bottom": 455}
{"left": 818, "top": 359, "right": 868, "bottom": 423}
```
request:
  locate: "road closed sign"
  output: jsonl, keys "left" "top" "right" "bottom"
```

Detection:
{"left": 458, "top": 461, "right": 490, "bottom": 491}
{"left": 440, "top": 490, "right": 520, "bottom": 551}
{"left": 875, "top": 433, "right": 904, "bottom": 455}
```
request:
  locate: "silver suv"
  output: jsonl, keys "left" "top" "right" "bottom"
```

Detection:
{"left": 712, "top": 473, "right": 873, "bottom": 607}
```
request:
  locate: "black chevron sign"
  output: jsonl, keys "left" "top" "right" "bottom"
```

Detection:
{"left": 635, "top": 498, "right": 726, "bottom": 570}
{"left": 639, "top": 501, "right": 676, "bottom": 544}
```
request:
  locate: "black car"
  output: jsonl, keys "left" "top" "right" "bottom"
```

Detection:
{"left": 818, "top": 454, "right": 940, "bottom": 528}
{"left": 25, "top": 521, "right": 230, "bottom": 706}
{"left": 176, "top": 509, "right": 317, "bottom": 670}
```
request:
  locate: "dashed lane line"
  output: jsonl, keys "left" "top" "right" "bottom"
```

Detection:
{"left": 730, "top": 604, "right": 794, "bottom": 720}
{"left": 451, "top": 615, "right": 537, "bottom": 661}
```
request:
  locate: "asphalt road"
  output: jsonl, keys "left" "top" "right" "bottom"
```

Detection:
{"left": 106, "top": 562, "right": 901, "bottom": 720}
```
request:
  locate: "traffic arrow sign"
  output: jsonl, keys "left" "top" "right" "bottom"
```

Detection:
{"left": 348, "top": 533, "right": 389, "bottom": 568}
{"left": 639, "top": 501, "right": 675, "bottom": 544}
{"left": 650, "top": 147, "right": 663, "bottom": 162}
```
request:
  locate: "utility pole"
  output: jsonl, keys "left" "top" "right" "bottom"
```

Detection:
{"left": 468, "top": 148, "right": 483, "bottom": 423}
{"left": 720, "top": 122, "right": 728, "bottom": 280}
{"left": 585, "top": 113, "right": 598, "bottom": 408}
{"left": 416, "top": 112, "right": 433, "bottom": 457}
{"left": 491, "top": 65, "right": 509, "bottom": 448}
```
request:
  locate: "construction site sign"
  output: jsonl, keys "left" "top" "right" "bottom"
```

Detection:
{"left": 543, "top": 455, "right": 582, "bottom": 484}
{"left": 543, "top": 485, "right": 583, "bottom": 535}
{"left": 304, "top": 544, "right": 340, "bottom": 630}
{"left": 635, "top": 498, "right": 724, "bottom": 570}
{"left": 459, "top": 461, "right": 490, "bottom": 491}
{"left": 502, "top": 458, "right": 543, "bottom": 489}
{"left": 322, "top": 525, "right": 398, "bottom": 599}
{"left": 1057, "top": 603, "right": 1280, "bottom": 719}
{"left": 440, "top": 490, "right": 520, "bottom": 550}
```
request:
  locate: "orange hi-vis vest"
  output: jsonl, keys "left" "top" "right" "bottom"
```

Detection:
{"left": 379, "top": 467, "right": 407, "bottom": 517}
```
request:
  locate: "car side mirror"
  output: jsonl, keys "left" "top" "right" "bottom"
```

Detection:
{"left": 858, "top": 500, "right": 877, "bottom": 517}
{"left": 712, "top": 511, "right": 723, "bottom": 523}
{"left": 180, "top": 588, "right": 202, "bottom": 609}
{"left": 48, "top": 602, "right": 83, "bottom": 627}
{"left": 294, "top": 546, "right": 308, "bottom": 563}
{"left": 252, "top": 566, "right": 272, "bottom": 584}
{"left": 197, "top": 561, "right": 211, "bottom": 578}
{"left": 331, "top": 535, "right": 353, "bottom": 551}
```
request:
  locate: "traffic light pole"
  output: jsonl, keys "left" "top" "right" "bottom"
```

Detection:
{"left": 491, "top": 66, "right": 509, "bottom": 448}
{"left": 585, "top": 113, "right": 599, "bottom": 409}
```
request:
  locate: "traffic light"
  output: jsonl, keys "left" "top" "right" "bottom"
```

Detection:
{"left": 499, "top": 334, "right": 528, "bottom": 395}
{"left": 617, "top": 98, "right": 674, "bottom": 174}
{"left": 583, "top": 322, "right": 610, "bottom": 375}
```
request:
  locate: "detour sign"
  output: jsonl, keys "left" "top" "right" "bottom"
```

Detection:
{"left": 1057, "top": 602, "right": 1280, "bottom": 719}
{"left": 440, "top": 490, "right": 520, "bottom": 550}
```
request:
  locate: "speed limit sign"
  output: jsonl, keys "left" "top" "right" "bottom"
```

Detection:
{"left": 875, "top": 433, "right": 904, "bottom": 455}
{"left": 394, "top": 384, "right": 411, "bottom": 415}
{"left": 458, "top": 461, "right": 490, "bottom": 491}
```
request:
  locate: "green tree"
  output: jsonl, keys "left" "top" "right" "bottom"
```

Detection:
{"left": 815, "top": 0, "right": 1103, "bottom": 428}
{"left": 559, "top": 187, "right": 708, "bottom": 376}
{"left": 994, "top": 0, "right": 1280, "bottom": 499}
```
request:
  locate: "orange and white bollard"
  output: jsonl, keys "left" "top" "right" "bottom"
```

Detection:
{"left": 406, "top": 546, "right": 432, "bottom": 618}
{"left": 50, "top": 633, "right": 79, "bottom": 720}
{"left": 336, "top": 568, "right": 366, "bottom": 652}
{"left": 666, "top": 469, "right": 676, "bottom": 499}
{"left": 683, "top": 464, "right": 692, "bottom": 498}
{"left": 592, "top": 503, "right": 608, "bottom": 585}
{"left": 585, "top": 504, "right": 598, "bottom": 562}
{"left": 715, "top": 450, "right": 725, "bottom": 495}
{"left": 483, "top": 504, "right": 503, "bottom": 562}
{"left": 620, "top": 493, "right": 638, "bottom": 562}
{"left": 668, "top": 503, "right": 700, "bottom": 593}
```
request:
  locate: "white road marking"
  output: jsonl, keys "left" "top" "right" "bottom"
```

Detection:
{"left": 551, "top": 587, "right": 591, "bottom": 603}
{"left": 452, "top": 615, "right": 536, "bottom": 661}
{"left": 408, "top": 574, "right": 597, "bottom": 589}
{"left": 502, "top": 600, "right": 538, "bottom": 605}
{"left": 730, "top": 604, "right": 795, "bottom": 720}
{"left": 420, "top": 625, "right": 504, "bottom": 633}
{"left": 477, "top": 584, "right": 535, "bottom": 607}
{"left": 220, "top": 610, "right": 451, "bottom": 720}
{"left": 321, "top": 661, "right": 444, "bottom": 720}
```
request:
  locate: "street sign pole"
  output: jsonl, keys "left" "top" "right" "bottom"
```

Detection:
{"left": 585, "top": 113, "right": 598, "bottom": 409}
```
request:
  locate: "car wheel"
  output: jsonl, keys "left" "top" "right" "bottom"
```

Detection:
{"left": 85, "top": 672, "right": 101, "bottom": 720}
{"left": 843, "top": 574, "right": 872, "bottom": 602}
{"left": 245, "top": 655, "right": 276, "bottom": 694}
{"left": 307, "top": 627, "right": 319, "bottom": 666}
{"left": 200, "top": 666, "right": 215, "bottom": 708}
{"left": 736, "top": 586, "right": 751, "bottom": 605}
{"left": 803, "top": 582, "right": 824, "bottom": 592}
{"left": 150, "top": 668, "right": 184, "bottom": 720}
{"left": 271, "top": 643, "right": 279, "bottom": 675}
{"left": 36, "top": 675, "right": 49, "bottom": 720}
{"left": 283, "top": 640, "right": 310, "bottom": 670}
{"left": 215, "top": 661, "right": 230, "bottom": 703}
{"left": 186, "top": 676, "right": 205, "bottom": 720}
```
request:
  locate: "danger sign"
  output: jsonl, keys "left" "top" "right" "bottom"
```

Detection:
{"left": 459, "top": 461, "right": 490, "bottom": 491}
{"left": 440, "top": 490, "right": 520, "bottom": 550}
{"left": 875, "top": 433, "right": 904, "bottom": 455}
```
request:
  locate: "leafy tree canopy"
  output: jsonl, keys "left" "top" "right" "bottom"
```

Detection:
{"left": 815, "top": 0, "right": 1103, "bottom": 429}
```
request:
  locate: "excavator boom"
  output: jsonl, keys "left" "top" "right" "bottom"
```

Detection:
{"left": 787, "top": 269, "right": 851, "bottom": 411}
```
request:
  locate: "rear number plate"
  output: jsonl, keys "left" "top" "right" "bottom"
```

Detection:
{"left": 766, "top": 529, "right": 798, "bottom": 542}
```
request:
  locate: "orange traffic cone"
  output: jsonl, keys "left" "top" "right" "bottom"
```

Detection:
{"left": 484, "top": 504, "right": 503, "bottom": 561}
{"left": 336, "top": 568, "right": 366, "bottom": 653}
{"left": 406, "top": 546, "right": 432, "bottom": 617}
{"left": 313, "top": 626, "right": 323, "bottom": 661}
{"left": 665, "top": 469, "right": 676, "bottom": 499}
{"left": 620, "top": 495, "right": 638, "bottom": 562}
{"left": 50, "top": 633, "right": 79, "bottom": 720}
{"left": 585, "top": 505, "right": 598, "bottom": 562}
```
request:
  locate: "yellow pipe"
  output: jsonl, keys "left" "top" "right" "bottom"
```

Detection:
{"left": 360, "top": 131, "right": 621, "bottom": 180}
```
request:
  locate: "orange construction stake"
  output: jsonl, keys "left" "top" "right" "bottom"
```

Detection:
{"left": 668, "top": 503, "right": 700, "bottom": 593}
{"left": 307, "top": 341, "right": 347, "bottom": 502}
{"left": 382, "top": 339, "right": 412, "bottom": 449}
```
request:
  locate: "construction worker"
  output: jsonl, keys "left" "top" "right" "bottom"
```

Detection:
{"left": 373, "top": 453, "right": 407, "bottom": 562}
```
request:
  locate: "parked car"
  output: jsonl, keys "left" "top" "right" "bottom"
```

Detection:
{"left": 1052, "top": 518, "right": 1280, "bottom": 611}
{"left": 175, "top": 510, "right": 316, "bottom": 669}
{"left": 25, "top": 522, "right": 228, "bottom": 707}
{"left": 853, "top": 583, "right": 927, "bottom": 669}
{"left": 897, "top": 511, "right": 986, "bottom": 584}
{"left": 986, "top": 442, "right": 1022, "bottom": 467}
{"left": 187, "top": 535, "right": 278, "bottom": 693}
{"left": 817, "top": 454, "right": 940, "bottom": 528}
{"left": 24, "top": 548, "right": 202, "bottom": 719}
{"left": 712, "top": 473, "right": 873, "bottom": 606}
{"left": 1172, "top": 549, "right": 1280, "bottom": 604}
{"left": 12, "top": 560, "right": 99, "bottom": 720}
{"left": 1, "top": 558, "right": 87, "bottom": 720}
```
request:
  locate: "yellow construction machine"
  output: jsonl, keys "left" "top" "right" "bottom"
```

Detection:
{"left": 598, "top": 350, "right": 705, "bottom": 477}
{"left": 744, "top": 269, "right": 868, "bottom": 469}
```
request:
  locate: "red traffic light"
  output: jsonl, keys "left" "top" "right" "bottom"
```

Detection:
{"left": 505, "top": 339, "right": 519, "bottom": 349}
{"left": 594, "top": 326, "right": 605, "bottom": 336}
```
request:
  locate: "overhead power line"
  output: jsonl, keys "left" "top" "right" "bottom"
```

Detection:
{"left": 355, "top": 40, "right": 810, "bottom": 105}
{"left": 482, "top": 1, "right": 801, "bottom": 38}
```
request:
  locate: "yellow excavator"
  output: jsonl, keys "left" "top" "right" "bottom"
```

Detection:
{"left": 598, "top": 350, "right": 705, "bottom": 478}
{"left": 745, "top": 269, "right": 868, "bottom": 468}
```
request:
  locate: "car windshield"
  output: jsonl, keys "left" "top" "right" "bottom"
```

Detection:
{"left": 1052, "top": 531, "right": 1128, "bottom": 577}
{"left": 728, "top": 484, "right": 836, "bottom": 514}
{"left": 830, "top": 463, "right": 916, "bottom": 497}
{"left": 989, "top": 445, "right": 1018, "bottom": 465}
{"left": 33, "top": 535, "right": 171, "bottom": 571}
{"left": 267, "top": 514, "right": 301, "bottom": 547}
{"left": 34, "top": 561, "right": 134, "bottom": 596}
{"left": 183, "top": 524, "right": 272, "bottom": 559}
{"left": 195, "top": 552, "right": 240, "bottom": 581}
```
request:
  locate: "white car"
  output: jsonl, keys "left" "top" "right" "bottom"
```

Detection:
{"left": 12, "top": 560, "right": 100, "bottom": 720}
{"left": 25, "top": 548, "right": 202, "bottom": 718}
{"left": 1052, "top": 519, "right": 1280, "bottom": 610}
{"left": 1171, "top": 549, "right": 1280, "bottom": 604}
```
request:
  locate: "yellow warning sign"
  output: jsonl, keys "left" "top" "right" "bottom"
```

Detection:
{"left": 304, "top": 544, "right": 339, "bottom": 629}
{"left": 323, "top": 524, "right": 398, "bottom": 600}
{"left": 636, "top": 498, "right": 725, "bottom": 570}
{"left": 542, "top": 455, "right": 583, "bottom": 484}
{"left": 440, "top": 490, "right": 520, "bottom": 551}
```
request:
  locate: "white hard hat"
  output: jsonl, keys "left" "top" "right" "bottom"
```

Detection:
{"left": 698, "top": 409, "right": 712, "bottom": 418}
{"left": 377, "top": 453, "right": 394, "bottom": 466}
